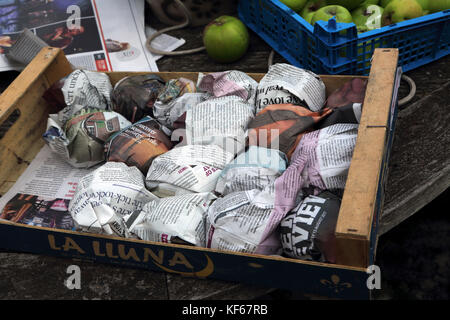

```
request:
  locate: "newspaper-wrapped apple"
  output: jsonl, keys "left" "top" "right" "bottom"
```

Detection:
{"left": 197, "top": 70, "right": 258, "bottom": 105}
{"left": 129, "top": 192, "right": 216, "bottom": 246}
{"left": 271, "top": 123, "right": 358, "bottom": 227}
{"left": 145, "top": 144, "right": 235, "bottom": 197}
{"left": 185, "top": 96, "right": 255, "bottom": 155}
{"left": 255, "top": 63, "right": 326, "bottom": 112}
{"left": 153, "top": 92, "right": 210, "bottom": 130}
{"left": 156, "top": 77, "right": 196, "bottom": 104}
{"left": 280, "top": 191, "right": 341, "bottom": 263}
{"left": 58, "top": 69, "right": 113, "bottom": 123}
{"left": 215, "top": 146, "right": 287, "bottom": 195}
{"left": 153, "top": 77, "right": 199, "bottom": 134}
{"left": 68, "top": 162, "right": 158, "bottom": 236}
{"left": 206, "top": 184, "right": 282, "bottom": 255}
{"left": 247, "top": 103, "right": 332, "bottom": 160}
{"left": 111, "top": 74, "right": 165, "bottom": 122}
{"left": 153, "top": 78, "right": 198, "bottom": 131}
{"left": 105, "top": 116, "right": 173, "bottom": 174}
{"left": 43, "top": 107, "right": 132, "bottom": 168}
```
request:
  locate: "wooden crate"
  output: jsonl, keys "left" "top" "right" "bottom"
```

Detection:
{"left": 0, "top": 47, "right": 400, "bottom": 299}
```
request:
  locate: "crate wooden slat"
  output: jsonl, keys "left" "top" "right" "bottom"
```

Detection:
{"left": 335, "top": 49, "right": 399, "bottom": 267}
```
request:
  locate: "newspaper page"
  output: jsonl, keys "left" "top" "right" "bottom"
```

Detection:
{"left": 0, "top": 0, "right": 184, "bottom": 72}
{"left": 0, "top": 145, "right": 95, "bottom": 225}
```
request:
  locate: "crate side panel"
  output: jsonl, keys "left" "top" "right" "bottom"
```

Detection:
{"left": 369, "top": 68, "right": 402, "bottom": 263}
{"left": 0, "top": 222, "right": 370, "bottom": 299}
{"left": 0, "top": 48, "right": 72, "bottom": 196}
{"left": 0, "top": 90, "right": 49, "bottom": 195}
{"left": 336, "top": 127, "right": 386, "bottom": 239}
{"left": 336, "top": 49, "right": 398, "bottom": 244}
{"left": 335, "top": 50, "right": 398, "bottom": 267}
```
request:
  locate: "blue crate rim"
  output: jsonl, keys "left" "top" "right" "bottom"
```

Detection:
{"left": 266, "top": 0, "right": 450, "bottom": 40}
{"left": 239, "top": 0, "right": 450, "bottom": 75}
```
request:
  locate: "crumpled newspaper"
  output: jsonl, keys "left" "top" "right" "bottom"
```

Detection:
{"left": 105, "top": 116, "right": 173, "bottom": 174}
{"left": 280, "top": 191, "right": 341, "bottom": 263}
{"left": 256, "top": 63, "right": 326, "bottom": 112}
{"left": 145, "top": 144, "right": 235, "bottom": 197}
{"left": 206, "top": 184, "right": 282, "bottom": 255}
{"left": 215, "top": 146, "right": 287, "bottom": 195}
{"left": 129, "top": 192, "right": 216, "bottom": 246}
{"left": 197, "top": 70, "right": 258, "bottom": 105}
{"left": 68, "top": 162, "right": 158, "bottom": 236}
{"left": 43, "top": 107, "right": 131, "bottom": 168}
{"left": 58, "top": 69, "right": 113, "bottom": 124}
{"left": 111, "top": 74, "right": 165, "bottom": 123}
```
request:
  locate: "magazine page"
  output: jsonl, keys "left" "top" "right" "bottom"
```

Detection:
{"left": 0, "top": 0, "right": 185, "bottom": 72}
{"left": 92, "top": 0, "right": 158, "bottom": 72}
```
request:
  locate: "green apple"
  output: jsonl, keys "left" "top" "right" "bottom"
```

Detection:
{"left": 352, "top": 4, "right": 384, "bottom": 32}
{"left": 381, "top": 0, "right": 424, "bottom": 26}
{"left": 414, "top": 0, "right": 430, "bottom": 14}
{"left": 203, "top": 16, "right": 249, "bottom": 63}
{"left": 380, "top": 0, "right": 426, "bottom": 9}
{"left": 279, "top": 0, "right": 308, "bottom": 12}
{"left": 310, "top": 5, "right": 354, "bottom": 25}
{"left": 428, "top": 0, "right": 450, "bottom": 13}
{"left": 361, "top": 0, "right": 380, "bottom": 5}
{"left": 326, "top": 0, "right": 365, "bottom": 11}
{"left": 301, "top": 0, "right": 327, "bottom": 23}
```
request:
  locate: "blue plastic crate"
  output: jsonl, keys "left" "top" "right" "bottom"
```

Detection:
{"left": 238, "top": 0, "right": 450, "bottom": 75}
